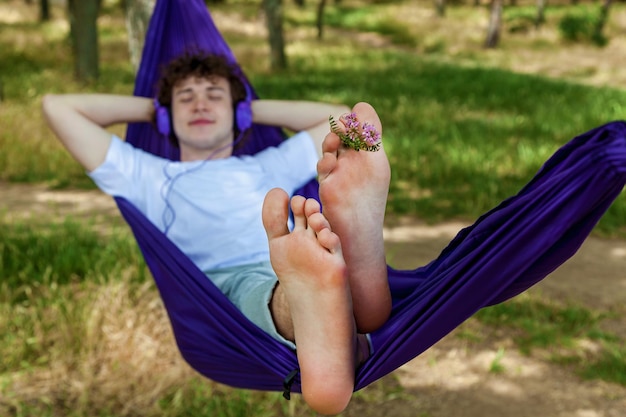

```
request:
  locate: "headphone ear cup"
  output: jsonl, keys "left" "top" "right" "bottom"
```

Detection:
{"left": 154, "top": 99, "right": 171, "bottom": 136}
{"left": 235, "top": 100, "right": 252, "bottom": 132}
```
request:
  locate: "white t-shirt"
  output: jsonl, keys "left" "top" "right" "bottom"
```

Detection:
{"left": 89, "top": 132, "right": 318, "bottom": 271}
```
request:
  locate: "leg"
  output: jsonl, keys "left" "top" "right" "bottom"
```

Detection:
{"left": 262, "top": 188, "right": 356, "bottom": 415}
{"left": 317, "top": 102, "right": 392, "bottom": 333}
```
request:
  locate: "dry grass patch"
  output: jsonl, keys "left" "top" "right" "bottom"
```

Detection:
{"left": 0, "top": 277, "right": 197, "bottom": 417}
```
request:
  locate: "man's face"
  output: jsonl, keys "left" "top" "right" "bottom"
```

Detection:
{"left": 171, "top": 75, "right": 235, "bottom": 161}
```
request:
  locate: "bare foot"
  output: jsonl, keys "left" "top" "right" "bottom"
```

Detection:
{"left": 317, "top": 102, "right": 392, "bottom": 333}
{"left": 262, "top": 188, "right": 356, "bottom": 415}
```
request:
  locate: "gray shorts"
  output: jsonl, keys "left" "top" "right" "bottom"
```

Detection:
{"left": 205, "top": 261, "right": 296, "bottom": 350}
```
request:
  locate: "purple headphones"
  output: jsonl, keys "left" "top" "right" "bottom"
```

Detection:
{"left": 154, "top": 98, "right": 172, "bottom": 135}
{"left": 154, "top": 85, "right": 253, "bottom": 136}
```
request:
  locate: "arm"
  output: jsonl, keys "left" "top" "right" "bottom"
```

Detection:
{"left": 42, "top": 94, "right": 153, "bottom": 171}
{"left": 250, "top": 99, "right": 350, "bottom": 159}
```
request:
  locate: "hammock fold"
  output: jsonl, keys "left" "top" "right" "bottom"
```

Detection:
{"left": 119, "top": 0, "right": 626, "bottom": 394}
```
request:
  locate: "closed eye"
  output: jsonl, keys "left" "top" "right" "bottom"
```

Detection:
{"left": 176, "top": 93, "right": 193, "bottom": 103}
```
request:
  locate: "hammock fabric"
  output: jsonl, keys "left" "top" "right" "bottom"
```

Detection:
{"left": 118, "top": 0, "right": 626, "bottom": 396}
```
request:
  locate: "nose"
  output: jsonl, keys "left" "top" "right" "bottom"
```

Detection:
{"left": 193, "top": 95, "right": 209, "bottom": 112}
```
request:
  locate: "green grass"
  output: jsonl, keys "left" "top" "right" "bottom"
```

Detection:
{"left": 476, "top": 297, "right": 607, "bottom": 353}
{"left": 158, "top": 382, "right": 287, "bottom": 417}
{"left": 314, "top": 4, "right": 417, "bottom": 47}
{"left": 254, "top": 49, "right": 626, "bottom": 235}
{"left": 0, "top": 219, "right": 145, "bottom": 302}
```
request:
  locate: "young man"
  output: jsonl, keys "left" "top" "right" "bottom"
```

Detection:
{"left": 43, "top": 52, "right": 391, "bottom": 415}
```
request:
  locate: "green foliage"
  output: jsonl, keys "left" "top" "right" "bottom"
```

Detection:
{"left": 558, "top": 8, "right": 607, "bottom": 47}
{"left": 505, "top": 6, "right": 538, "bottom": 33}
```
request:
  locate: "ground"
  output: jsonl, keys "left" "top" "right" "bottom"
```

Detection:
{"left": 1, "top": 182, "right": 624, "bottom": 416}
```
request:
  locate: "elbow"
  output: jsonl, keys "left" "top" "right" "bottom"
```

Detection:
{"left": 41, "top": 93, "right": 60, "bottom": 119}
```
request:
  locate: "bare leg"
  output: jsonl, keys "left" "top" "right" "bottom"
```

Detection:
{"left": 263, "top": 188, "right": 356, "bottom": 415}
{"left": 317, "top": 102, "right": 392, "bottom": 333}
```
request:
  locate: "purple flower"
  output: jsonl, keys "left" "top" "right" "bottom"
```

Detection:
{"left": 362, "top": 123, "right": 381, "bottom": 146}
{"left": 329, "top": 113, "right": 381, "bottom": 152}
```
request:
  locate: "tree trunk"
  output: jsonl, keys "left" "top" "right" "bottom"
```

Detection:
{"left": 124, "top": 0, "right": 155, "bottom": 72}
{"left": 39, "top": 0, "right": 50, "bottom": 21}
{"left": 68, "top": 0, "right": 100, "bottom": 82}
{"left": 263, "top": 0, "right": 288, "bottom": 70}
{"left": 485, "top": 0, "right": 503, "bottom": 48}
{"left": 593, "top": 0, "right": 612, "bottom": 43}
{"left": 316, "top": 0, "right": 327, "bottom": 40}
{"left": 535, "top": 0, "right": 546, "bottom": 28}
{"left": 434, "top": 0, "right": 445, "bottom": 17}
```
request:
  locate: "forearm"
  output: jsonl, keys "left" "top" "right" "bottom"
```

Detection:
{"left": 251, "top": 99, "right": 350, "bottom": 132}
{"left": 43, "top": 94, "right": 153, "bottom": 127}
{"left": 42, "top": 94, "right": 153, "bottom": 172}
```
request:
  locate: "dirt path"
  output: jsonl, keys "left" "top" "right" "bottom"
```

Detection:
{"left": 1, "top": 182, "right": 625, "bottom": 416}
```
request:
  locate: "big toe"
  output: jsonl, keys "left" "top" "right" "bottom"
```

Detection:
{"left": 262, "top": 188, "right": 290, "bottom": 240}
{"left": 352, "top": 102, "right": 382, "bottom": 135}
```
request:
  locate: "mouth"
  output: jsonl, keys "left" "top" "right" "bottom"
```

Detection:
{"left": 189, "top": 119, "right": 213, "bottom": 126}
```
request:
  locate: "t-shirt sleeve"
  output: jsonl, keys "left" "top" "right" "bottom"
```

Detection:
{"left": 88, "top": 135, "right": 158, "bottom": 201}
{"left": 254, "top": 131, "right": 318, "bottom": 191}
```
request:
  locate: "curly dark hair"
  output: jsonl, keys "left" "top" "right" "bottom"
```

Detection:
{"left": 154, "top": 51, "right": 249, "bottom": 147}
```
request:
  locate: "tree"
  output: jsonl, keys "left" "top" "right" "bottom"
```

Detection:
{"left": 68, "top": 0, "right": 100, "bottom": 81}
{"left": 123, "top": 0, "right": 155, "bottom": 72}
{"left": 434, "top": 0, "right": 445, "bottom": 18}
{"left": 316, "top": 0, "right": 327, "bottom": 39}
{"left": 593, "top": 0, "right": 612, "bottom": 45}
{"left": 40, "top": 0, "right": 50, "bottom": 21}
{"left": 535, "top": 0, "right": 547, "bottom": 28}
{"left": 485, "top": 0, "right": 503, "bottom": 48}
{"left": 263, "top": 0, "right": 288, "bottom": 70}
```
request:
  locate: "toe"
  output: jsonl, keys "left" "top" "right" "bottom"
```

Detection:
{"left": 322, "top": 130, "right": 341, "bottom": 154}
{"left": 317, "top": 227, "right": 343, "bottom": 256}
{"left": 352, "top": 102, "right": 382, "bottom": 134}
{"left": 307, "top": 212, "right": 332, "bottom": 236}
{"left": 290, "top": 195, "right": 307, "bottom": 230}
{"left": 317, "top": 151, "right": 337, "bottom": 182}
{"left": 262, "top": 188, "right": 290, "bottom": 240}
{"left": 303, "top": 197, "right": 322, "bottom": 218}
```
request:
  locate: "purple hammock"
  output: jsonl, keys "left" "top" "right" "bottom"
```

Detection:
{"left": 117, "top": 0, "right": 626, "bottom": 397}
